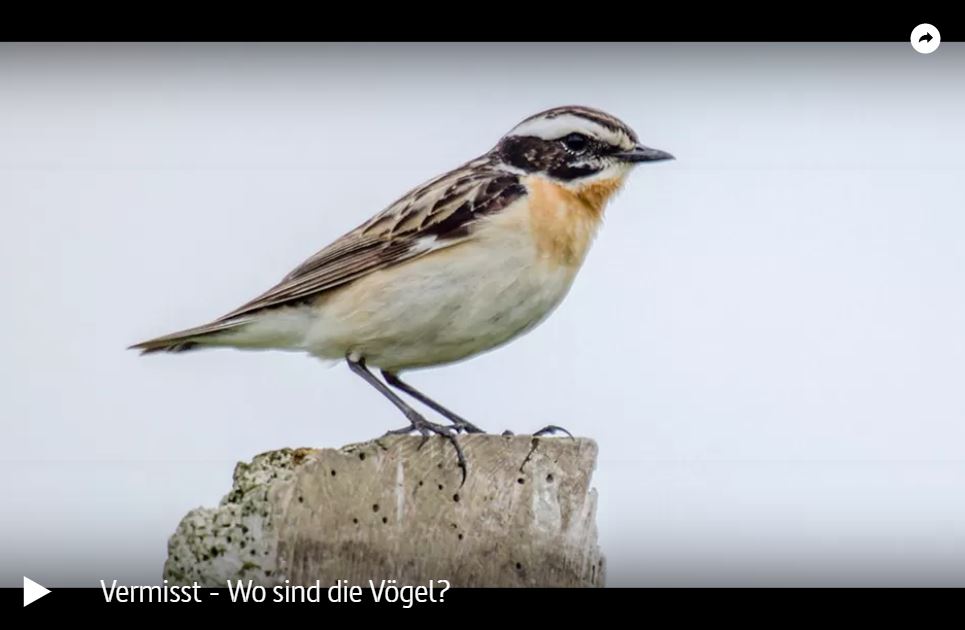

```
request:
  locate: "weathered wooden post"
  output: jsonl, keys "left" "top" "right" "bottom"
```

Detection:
{"left": 164, "top": 434, "right": 604, "bottom": 587}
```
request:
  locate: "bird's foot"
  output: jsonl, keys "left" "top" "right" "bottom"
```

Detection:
{"left": 532, "top": 424, "right": 574, "bottom": 438}
{"left": 382, "top": 412, "right": 468, "bottom": 486}
{"left": 448, "top": 418, "right": 485, "bottom": 434}
{"left": 500, "top": 424, "right": 574, "bottom": 438}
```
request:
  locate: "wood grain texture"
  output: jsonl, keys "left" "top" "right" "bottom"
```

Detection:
{"left": 164, "top": 435, "right": 604, "bottom": 588}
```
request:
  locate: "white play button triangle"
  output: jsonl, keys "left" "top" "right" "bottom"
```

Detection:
{"left": 24, "top": 576, "right": 51, "bottom": 607}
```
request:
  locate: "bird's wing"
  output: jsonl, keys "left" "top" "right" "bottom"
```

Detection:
{"left": 214, "top": 160, "right": 526, "bottom": 323}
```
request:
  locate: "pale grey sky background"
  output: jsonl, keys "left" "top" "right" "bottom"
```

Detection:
{"left": 2, "top": 43, "right": 964, "bottom": 587}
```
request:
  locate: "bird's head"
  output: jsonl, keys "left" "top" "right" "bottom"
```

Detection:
{"left": 492, "top": 105, "right": 673, "bottom": 188}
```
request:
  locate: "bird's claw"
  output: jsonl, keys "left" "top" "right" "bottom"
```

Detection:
{"left": 498, "top": 425, "right": 573, "bottom": 438}
{"left": 381, "top": 415, "right": 468, "bottom": 487}
{"left": 449, "top": 419, "right": 485, "bottom": 434}
{"left": 532, "top": 424, "right": 574, "bottom": 438}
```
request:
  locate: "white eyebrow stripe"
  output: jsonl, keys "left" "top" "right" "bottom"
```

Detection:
{"left": 507, "top": 113, "right": 629, "bottom": 147}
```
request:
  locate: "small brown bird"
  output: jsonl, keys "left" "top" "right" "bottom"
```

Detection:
{"left": 131, "top": 105, "right": 673, "bottom": 476}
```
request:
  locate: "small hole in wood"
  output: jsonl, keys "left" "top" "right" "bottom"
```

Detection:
{"left": 358, "top": 452, "right": 366, "bottom": 461}
{"left": 546, "top": 474, "right": 554, "bottom": 482}
{"left": 452, "top": 493, "right": 460, "bottom": 502}
{"left": 382, "top": 516, "right": 388, "bottom": 524}
{"left": 331, "top": 470, "right": 337, "bottom": 477}
{"left": 517, "top": 478, "right": 525, "bottom": 484}
{"left": 372, "top": 503, "right": 380, "bottom": 512}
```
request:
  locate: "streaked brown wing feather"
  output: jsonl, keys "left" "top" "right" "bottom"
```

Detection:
{"left": 214, "top": 158, "right": 526, "bottom": 323}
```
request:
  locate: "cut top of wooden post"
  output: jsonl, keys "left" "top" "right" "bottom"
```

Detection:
{"left": 165, "top": 434, "right": 604, "bottom": 588}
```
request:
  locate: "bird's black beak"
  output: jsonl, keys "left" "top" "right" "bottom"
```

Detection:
{"left": 615, "top": 144, "right": 675, "bottom": 163}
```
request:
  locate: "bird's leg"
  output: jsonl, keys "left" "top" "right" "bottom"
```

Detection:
{"left": 380, "top": 370, "right": 485, "bottom": 435}
{"left": 346, "top": 355, "right": 467, "bottom": 484}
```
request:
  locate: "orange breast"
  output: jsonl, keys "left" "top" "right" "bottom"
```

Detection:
{"left": 524, "top": 175, "right": 624, "bottom": 267}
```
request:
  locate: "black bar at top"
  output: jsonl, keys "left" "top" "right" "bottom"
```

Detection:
{"left": 0, "top": 12, "right": 959, "bottom": 42}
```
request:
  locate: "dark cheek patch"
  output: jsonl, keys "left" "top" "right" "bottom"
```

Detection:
{"left": 498, "top": 136, "right": 605, "bottom": 181}
{"left": 499, "top": 136, "right": 569, "bottom": 173}
{"left": 548, "top": 164, "right": 599, "bottom": 180}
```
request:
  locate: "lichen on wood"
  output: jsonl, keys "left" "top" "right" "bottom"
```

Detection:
{"left": 164, "top": 435, "right": 604, "bottom": 587}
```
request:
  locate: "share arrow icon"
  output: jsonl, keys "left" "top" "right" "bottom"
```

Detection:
{"left": 24, "top": 576, "right": 51, "bottom": 607}
{"left": 919, "top": 32, "right": 933, "bottom": 43}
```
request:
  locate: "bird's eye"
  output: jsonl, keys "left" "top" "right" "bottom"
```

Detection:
{"left": 561, "top": 133, "right": 589, "bottom": 153}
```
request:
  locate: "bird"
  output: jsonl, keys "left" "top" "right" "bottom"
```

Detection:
{"left": 130, "top": 105, "right": 673, "bottom": 478}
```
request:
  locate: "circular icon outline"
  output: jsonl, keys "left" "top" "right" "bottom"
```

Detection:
{"left": 911, "top": 24, "right": 941, "bottom": 54}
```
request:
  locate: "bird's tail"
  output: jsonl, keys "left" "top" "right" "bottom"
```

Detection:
{"left": 128, "top": 318, "right": 251, "bottom": 355}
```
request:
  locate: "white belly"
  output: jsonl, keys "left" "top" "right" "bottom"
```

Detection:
{"left": 301, "top": 228, "right": 581, "bottom": 371}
